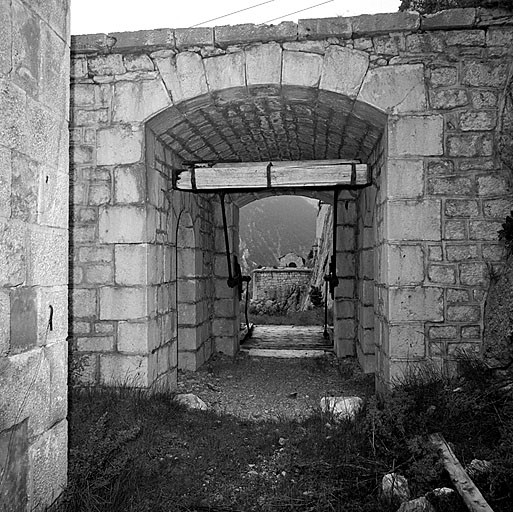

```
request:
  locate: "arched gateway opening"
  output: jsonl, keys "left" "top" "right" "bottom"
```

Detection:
{"left": 69, "top": 33, "right": 457, "bottom": 391}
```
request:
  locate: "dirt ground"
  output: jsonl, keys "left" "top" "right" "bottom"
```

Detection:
{"left": 177, "top": 352, "right": 374, "bottom": 421}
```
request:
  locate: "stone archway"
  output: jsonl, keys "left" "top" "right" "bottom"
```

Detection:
{"left": 70, "top": 14, "right": 513, "bottom": 388}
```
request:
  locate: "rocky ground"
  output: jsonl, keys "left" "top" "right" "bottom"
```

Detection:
{"left": 177, "top": 351, "right": 374, "bottom": 421}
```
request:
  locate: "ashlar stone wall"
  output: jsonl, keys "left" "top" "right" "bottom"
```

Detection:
{"left": 0, "top": 0, "right": 70, "bottom": 509}
{"left": 70, "top": 8, "right": 513, "bottom": 387}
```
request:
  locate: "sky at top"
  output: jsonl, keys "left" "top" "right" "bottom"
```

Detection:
{"left": 70, "top": 0, "right": 401, "bottom": 35}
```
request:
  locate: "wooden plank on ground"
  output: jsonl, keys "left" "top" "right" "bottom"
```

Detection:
{"left": 430, "top": 433, "right": 495, "bottom": 512}
{"left": 175, "top": 160, "right": 370, "bottom": 190}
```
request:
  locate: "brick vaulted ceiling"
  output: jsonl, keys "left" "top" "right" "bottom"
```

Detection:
{"left": 147, "top": 85, "right": 387, "bottom": 164}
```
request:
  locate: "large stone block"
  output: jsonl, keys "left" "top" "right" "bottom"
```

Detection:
{"left": 38, "top": 169, "right": 69, "bottom": 228}
{"left": 461, "top": 60, "right": 509, "bottom": 88}
{"left": 386, "top": 159, "right": 423, "bottom": 199}
{"left": 358, "top": 64, "right": 426, "bottom": 113}
{"left": 113, "top": 79, "right": 171, "bottom": 123}
{"left": 88, "top": 54, "right": 125, "bottom": 76}
{"left": 96, "top": 126, "right": 143, "bottom": 166}
{"left": 388, "top": 323, "right": 426, "bottom": 358}
{"left": 298, "top": 17, "right": 352, "bottom": 39}
{"left": 447, "top": 133, "right": 493, "bottom": 157}
{"left": 387, "top": 200, "right": 441, "bottom": 241}
{"left": 99, "top": 354, "right": 148, "bottom": 386}
{"left": 99, "top": 286, "right": 147, "bottom": 320}
{"left": 204, "top": 52, "right": 245, "bottom": 92}
{"left": 216, "top": 22, "right": 296, "bottom": 46}
{"left": 71, "top": 288, "right": 97, "bottom": 318}
{"left": 388, "top": 115, "right": 443, "bottom": 157}
{"left": 389, "top": 287, "right": 444, "bottom": 322}
{"left": 40, "top": 21, "right": 69, "bottom": 117}
{"left": 282, "top": 51, "right": 322, "bottom": 87}
{"left": 47, "top": 340, "right": 68, "bottom": 425}
{"left": 0, "top": 0, "right": 12, "bottom": 76}
{"left": 11, "top": 152, "right": 38, "bottom": 223}
{"left": 245, "top": 43, "right": 282, "bottom": 86}
{"left": 155, "top": 52, "right": 208, "bottom": 103}
{"left": 0, "top": 147, "right": 11, "bottom": 219}
{"left": 114, "top": 164, "right": 145, "bottom": 204}
{"left": 28, "top": 419, "right": 67, "bottom": 511}
{"left": 0, "top": 419, "right": 28, "bottom": 511}
{"left": 99, "top": 206, "right": 147, "bottom": 243}
{"left": 0, "top": 348, "right": 51, "bottom": 438}
{"left": 10, "top": 287, "right": 37, "bottom": 353}
{"left": 320, "top": 46, "right": 369, "bottom": 99}
{"left": 0, "top": 220, "right": 26, "bottom": 287}
{"left": 386, "top": 244, "right": 424, "bottom": 285}
{"left": 115, "top": 244, "right": 148, "bottom": 285}
{"left": 118, "top": 321, "right": 148, "bottom": 354}
{"left": 27, "top": 227, "right": 68, "bottom": 286}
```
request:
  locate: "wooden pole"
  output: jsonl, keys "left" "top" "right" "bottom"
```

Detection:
{"left": 430, "top": 433, "right": 495, "bottom": 512}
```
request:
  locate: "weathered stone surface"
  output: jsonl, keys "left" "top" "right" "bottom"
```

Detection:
{"left": 351, "top": 12, "right": 420, "bottom": 36}
{"left": 389, "top": 287, "right": 444, "bottom": 322}
{"left": 176, "top": 393, "right": 208, "bottom": 410}
{"left": 174, "top": 27, "right": 213, "bottom": 50}
{"left": 386, "top": 244, "right": 424, "bottom": 285}
{"left": 382, "top": 472, "right": 410, "bottom": 502}
{"left": 388, "top": 324, "right": 426, "bottom": 358}
{"left": 428, "top": 264, "right": 456, "bottom": 284}
{"left": 28, "top": 227, "right": 67, "bottom": 286}
{"left": 429, "top": 67, "right": 457, "bottom": 87}
{"left": 115, "top": 244, "right": 148, "bottom": 285}
{"left": 298, "top": 17, "right": 352, "bottom": 39}
{"left": 111, "top": 29, "right": 174, "bottom": 51}
{"left": 397, "top": 496, "right": 436, "bottom": 512}
{"left": 461, "top": 60, "right": 509, "bottom": 87}
{"left": 72, "top": 288, "right": 97, "bottom": 318}
{"left": 245, "top": 43, "right": 282, "bottom": 85}
{"left": 320, "top": 396, "right": 363, "bottom": 421}
{"left": 97, "top": 126, "right": 143, "bottom": 165}
{"left": 118, "top": 321, "right": 147, "bottom": 353}
{"left": 421, "top": 8, "right": 476, "bottom": 30}
{"left": 113, "top": 79, "right": 171, "bottom": 123}
{"left": 100, "top": 287, "right": 147, "bottom": 320}
{"left": 99, "top": 206, "right": 147, "bottom": 243}
{"left": 484, "top": 259, "right": 513, "bottom": 368}
{"left": 155, "top": 51, "right": 208, "bottom": 103}
{"left": 10, "top": 287, "right": 37, "bottom": 353}
{"left": 320, "top": 46, "right": 369, "bottom": 99}
{"left": 204, "top": 52, "right": 245, "bottom": 91}
{"left": 359, "top": 64, "right": 425, "bottom": 113}
{"left": 447, "top": 133, "right": 493, "bottom": 157}
{"left": 459, "top": 111, "right": 496, "bottom": 131}
{"left": 387, "top": 200, "right": 441, "bottom": 241}
{"left": 99, "top": 353, "right": 148, "bottom": 386}
{"left": 282, "top": 51, "right": 322, "bottom": 87}
{"left": 388, "top": 116, "right": 443, "bottom": 157}
{"left": 0, "top": 419, "right": 28, "bottom": 511}
{"left": 215, "top": 22, "right": 296, "bottom": 46}
{"left": 88, "top": 54, "right": 125, "bottom": 76}
{"left": 430, "top": 89, "right": 468, "bottom": 110}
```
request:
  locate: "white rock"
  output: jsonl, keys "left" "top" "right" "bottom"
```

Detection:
{"left": 431, "top": 487, "right": 455, "bottom": 498}
{"left": 397, "top": 497, "right": 435, "bottom": 512}
{"left": 176, "top": 393, "right": 208, "bottom": 410}
{"left": 320, "top": 396, "right": 363, "bottom": 421}
{"left": 382, "top": 472, "right": 410, "bottom": 502}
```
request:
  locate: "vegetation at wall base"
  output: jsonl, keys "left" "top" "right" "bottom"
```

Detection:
{"left": 50, "top": 355, "right": 513, "bottom": 512}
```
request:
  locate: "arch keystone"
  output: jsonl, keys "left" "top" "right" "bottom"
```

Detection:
{"left": 282, "top": 51, "right": 323, "bottom": 88}
{"left": 358, "top": 63, "right": 426, "bottom": 114}
{"left": 154, "top": 52, "right": 208, "bottom": 103}
{"left": 245, "top": 43, "right": 282, "bottom": 86}
{"left": 320, "top": 46, "right": 369, "bottom": 99}
{"left": 204, "top": 52, "right": 246, "bottom": 91}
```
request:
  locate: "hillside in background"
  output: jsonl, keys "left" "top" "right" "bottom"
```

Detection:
{"left": 239, "top": 196, "right": 318, "bottom": 274}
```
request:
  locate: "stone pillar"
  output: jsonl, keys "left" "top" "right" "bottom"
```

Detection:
{"left": 0, "top": 0, "right": 70, "bottom": 509}
{"left": 333, "top": 191, "right": 358, "bottom": 357}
